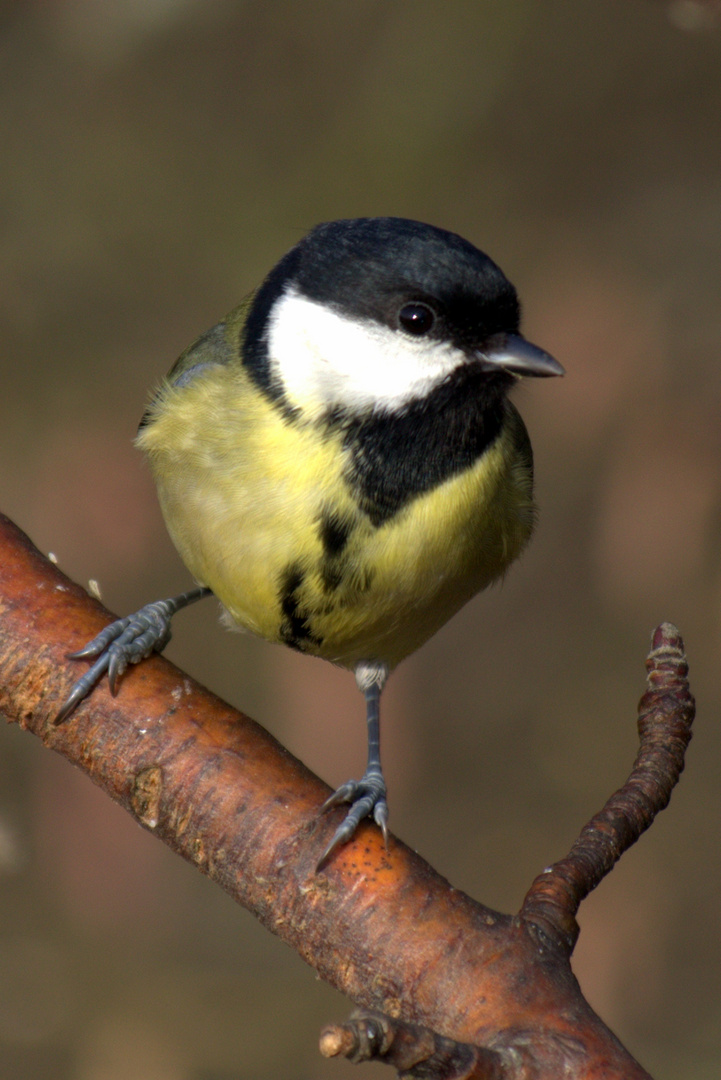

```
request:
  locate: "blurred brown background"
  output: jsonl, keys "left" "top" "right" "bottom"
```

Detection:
{"left": 2, "top": 1, "right": 721, "bottom": 1077}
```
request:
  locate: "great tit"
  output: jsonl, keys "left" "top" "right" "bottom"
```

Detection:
{"left": 57, "top": 217, "right": 563, "bottom": 868}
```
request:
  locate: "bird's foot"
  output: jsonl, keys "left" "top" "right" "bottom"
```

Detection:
{"left": 316, "top": 772, "right": 388, "bottom": 870}
{"left": 55, "top": 598, "right": 178, "bottom": 724}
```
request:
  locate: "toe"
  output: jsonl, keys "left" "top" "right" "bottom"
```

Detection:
{"left": 316, "top": 773, "right": 390, "bottom": 870}
{"left": 321, "top": 781, "right": 360, "bottom": 812}
{"left": 316, "top": 796, "right": 373, "bottom": 871}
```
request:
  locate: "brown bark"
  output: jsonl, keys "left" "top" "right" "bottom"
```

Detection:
{"left": 0, "top": 512, "right": 694, "bottom": 1079}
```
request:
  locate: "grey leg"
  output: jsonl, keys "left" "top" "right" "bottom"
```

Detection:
{"left": 316, "top": 661, "right": 390, "bottom": 870}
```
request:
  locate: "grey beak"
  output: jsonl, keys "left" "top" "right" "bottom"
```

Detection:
{"left": 477, "top": 333, "right": 564, "bottom": 378}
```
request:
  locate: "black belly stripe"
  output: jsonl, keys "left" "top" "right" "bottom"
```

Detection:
{"left": 318, "top": 509, "right": 352, "bottom": 593}
{"left": 320, "top": 562, "right": 343, "bottom": 592}
{"left": 278, "top": 565, "right": 321, "bottom": 650}
{"left": 319, "top": 511, "right": 350, "bottom": 556}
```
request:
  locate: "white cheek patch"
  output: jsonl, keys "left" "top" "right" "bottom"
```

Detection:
{"left": 266, "top": 287, "right": 464, "bottom": 413}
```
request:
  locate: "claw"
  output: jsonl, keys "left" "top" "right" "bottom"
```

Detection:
{"left": 107, "top": 644, "right": 129, "bottom": 694}
{"left": 316, "top": 771, "right": 388, "bottom": 871}
{"left": 373, "top": 799, "right": 389, "bottom": 849}
{"left": 320, "top": 781, "right": 359, "bottom": 812}
{"left": 56, "top": 614, "right": 163, "bottom": 723}
{"left": 55, "top": 666, "right": 104, "bottom": 724}
{"left": 316, "top": 815, "right": 362, "bottom": 871}
{"left": 55, "top": 588, "right": 212, "bottom": 725}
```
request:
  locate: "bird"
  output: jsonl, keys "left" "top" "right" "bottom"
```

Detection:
{"left": 57, "top": 216, "right": 563, "bottom": 869}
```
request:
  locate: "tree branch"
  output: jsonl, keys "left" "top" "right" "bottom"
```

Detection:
{"left": 0, "top": 512, "right": 694, "bottom": 1079}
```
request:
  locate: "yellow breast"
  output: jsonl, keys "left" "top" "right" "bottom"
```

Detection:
{"left": 138, "top": 362, "right": 535, "bottom": 671}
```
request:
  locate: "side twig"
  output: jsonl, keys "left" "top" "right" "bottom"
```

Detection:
{"left": 520, "top": 623, "right": 695, "bottom": 951}
{"left": 320, "top": 1010, "right": 505, "bottom": 1079}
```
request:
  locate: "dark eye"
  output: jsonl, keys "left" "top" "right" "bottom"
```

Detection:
{"left": 398, "top": 302, "right": 435, "bottom": 336}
